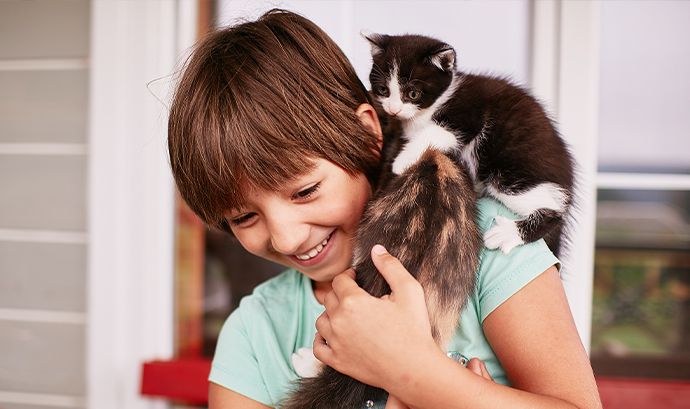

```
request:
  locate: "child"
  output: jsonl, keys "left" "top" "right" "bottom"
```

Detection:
{"left": 168, "top": 9, "right": 601, "bottom": 409}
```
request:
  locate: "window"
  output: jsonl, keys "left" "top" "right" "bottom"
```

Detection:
{"left": 589, "top": 1, "right": 690, "bottom": 381}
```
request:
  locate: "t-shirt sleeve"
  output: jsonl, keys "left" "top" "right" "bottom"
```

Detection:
{"left": 208, "top": 306, "right": 272, "bottom": 405}
{"left": 475, "top": 199, "right": 561, "bottom": 323}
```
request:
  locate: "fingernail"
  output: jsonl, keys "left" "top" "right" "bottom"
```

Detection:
{"left": 372, "top": 244, "right": 387, "bottom": 255}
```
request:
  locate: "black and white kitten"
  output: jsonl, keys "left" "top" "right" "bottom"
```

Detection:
{"left": 366, "top": 33, "right": 575, "bottom": 255}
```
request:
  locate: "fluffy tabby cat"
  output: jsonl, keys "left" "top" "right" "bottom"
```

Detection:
{"left": 366, "top": 33, "right": 575, "bottom": 256}
{"left": 281, "top": 90, "right": 482, "bottom": 408}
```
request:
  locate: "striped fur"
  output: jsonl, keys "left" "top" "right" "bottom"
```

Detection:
{"left": 281, "top": 148, "right": 482, "bottom": 409}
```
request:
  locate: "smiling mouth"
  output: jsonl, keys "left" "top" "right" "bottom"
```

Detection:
{"left": 295, "top": 232, "right": 333, "bottom": 261}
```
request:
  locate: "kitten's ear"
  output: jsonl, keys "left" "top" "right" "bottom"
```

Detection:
{"left": 361, "top": 30, "right": 387, "bottom": 56}
{"left": 429, "top": 45, "right": 456, "bottom": 72}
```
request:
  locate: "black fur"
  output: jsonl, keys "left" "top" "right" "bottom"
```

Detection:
{"left": 367, "top": 34, "right": 575, "bottom": 256}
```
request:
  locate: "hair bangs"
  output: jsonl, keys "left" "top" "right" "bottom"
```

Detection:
{"left": 169, "top": 9, "right": 382, "bottom": 229}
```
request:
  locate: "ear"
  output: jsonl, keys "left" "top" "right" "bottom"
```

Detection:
{"left": 361, "top": 30, "right": 386, "bottom": 57}
{"left": 355, "top": 103, "right": 383, "bottom": 153}
{"left": 429, "top": 45, "right": 456, "bottom": 72}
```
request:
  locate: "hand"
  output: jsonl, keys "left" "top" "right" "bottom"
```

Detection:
{"left": 382, "top": 358, "right": 494, "bottom": 409}
{"left": 313, "top": 244, "right": 440, "bottom": 389}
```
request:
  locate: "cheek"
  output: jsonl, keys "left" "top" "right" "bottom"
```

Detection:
{"left": 325, "top": 200, "right": 363, "bottom": 231}
{"left": 379, "top": 96, "right": 398, "bottom": 113}
{"left": 340, "top": 180, "right": 371, "bottom": 226}
{"left": 232, "top": 227, "right": 268, "bottom": 257}
{"left": 400, "top": 103, "right": 420, "bottom": 117}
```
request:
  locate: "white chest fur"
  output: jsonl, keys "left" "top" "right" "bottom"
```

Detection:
{"left": 392, "top": 119, "right": 459, "bottom": 175}
{"left": 390, "top": 75, "right": 462, "bottom": 175}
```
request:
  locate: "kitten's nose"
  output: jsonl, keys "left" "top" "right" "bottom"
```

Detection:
{"left": 390, "top": 107, "right": 402, "bottom": 116}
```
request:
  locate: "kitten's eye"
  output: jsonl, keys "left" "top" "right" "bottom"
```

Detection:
{"left": 230, "top": 213, "right": 256, "bottom": 226}
{"left": 375, "top": 85, "right": 390, "bottom": 97}
{"left": 293, "top": 183, "right": 321, "bottom": 200}
{"left": 407, "top": 89, "right": 422, "bottom": 101}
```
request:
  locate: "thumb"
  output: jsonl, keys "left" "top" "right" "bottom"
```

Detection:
{"left": 371, "top": 244, "right": 418, "bottom": 296}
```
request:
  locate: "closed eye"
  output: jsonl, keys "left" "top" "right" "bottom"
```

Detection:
{"left": 230, "top": 212, "right": 257, "bottom": 226}
{"left": 293, "top": 182, "right": 321, "bottom": 200}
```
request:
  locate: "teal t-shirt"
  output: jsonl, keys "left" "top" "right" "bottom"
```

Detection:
{"left": 209, "top": 198, "right": 560, "bottom": 406}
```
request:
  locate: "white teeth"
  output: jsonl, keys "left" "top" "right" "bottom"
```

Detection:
{"left": 296, "top": 233, "right": 332, "bottom": 261}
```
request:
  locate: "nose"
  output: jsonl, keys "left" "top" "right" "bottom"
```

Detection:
{"left": 266, "top": 214, "right": 308, "bottom": 255}
{"left": 386, "top": 102, "right": 402, "bottom": 116}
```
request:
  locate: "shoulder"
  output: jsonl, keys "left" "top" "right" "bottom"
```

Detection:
{"left": 235, "top": 268, "right": 303, "bottom": 309}
{"left": 251, "top": 268, "right": 304, "bottom": 298}
{"left": 210, "top": 269, "right": 308, "bottom": 406}
{"left": 216, "top": 269, "right": 304, "bottom": 341}
{"left": 473, "top": 198, "right": 560, "bottom": 322}
{"left": 476, "top": 197, "right": 517, "bottom": 232}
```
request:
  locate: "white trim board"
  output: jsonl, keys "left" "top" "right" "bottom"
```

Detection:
{"left": 0, "top": 391, "right": 85, "bottom": 408}
{"left": 554, "top": 1, "right": 601, "bottom": 352}
{"left": 597, "top": 172, "right": 690, "bottom": 191}
{"left": 0, "top": 308, "right": 86, "bottom": 325}
{"left": 0, "top": 58, "right": 88, "bottom": 71}
{"left": 531, "top": 0, "right": 600, "bottom": 352}
{"left": 0, "top": 229, "right": 87, "bottom": 244}
{"left": 87, "top": 1, "right": 197, "bottom": 408}
{"left": 0, "top": 143, "right": 87, "bottom": 155}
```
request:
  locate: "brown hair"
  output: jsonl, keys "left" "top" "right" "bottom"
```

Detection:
{"left": 168, "top": 9, "right": 380, "bottom": 228}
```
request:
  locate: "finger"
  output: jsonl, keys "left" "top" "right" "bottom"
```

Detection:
{"left": 371, "top": 244, "right": 418, "bottom": 295}
{"left": 384, "top": 394, "right": 410, "bottom": 409}
{"left": 314, "top": 312, "right": 333, "bottom": 342}
{"left": 313, "top": 332, "right": 334, "bottom": 366}
{"left": 331, "top": 270, "right": 367, "bottom": 298}
{"left": 467, "top": 358, "right": 495, "bottom": 381}
{"left": 480, "top": 360, "right": 494, "bottom": 381}
{"left": 323, "top": 288, "right": 339, "bottom": 312}
{"left": 467, "top": 358, "right": 483, "bottom": 376}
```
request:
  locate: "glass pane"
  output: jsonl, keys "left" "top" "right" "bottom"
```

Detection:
{"left": 591, "top": 189, "right": 690, "bottom": 380}
{"left": 597, "top": 1, "right": 690, "bottom": 173}
{"left": 202, "top": 229, "right": 284, "bottom": 356}
{"left": 173, "top": 200, "right": 284, "bottom": 358}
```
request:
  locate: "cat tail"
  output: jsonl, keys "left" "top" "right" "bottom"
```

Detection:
{"left": 280, "top": 366, "right": 386, "bottom": 409}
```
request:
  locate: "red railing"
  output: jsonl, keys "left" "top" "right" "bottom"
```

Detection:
{"left": 141, "top": 359, "right": 690, "bottom": 408}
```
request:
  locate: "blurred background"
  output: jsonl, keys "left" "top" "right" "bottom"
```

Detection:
{"left": 0, "top": 0, "right": 688, "bottom": 408}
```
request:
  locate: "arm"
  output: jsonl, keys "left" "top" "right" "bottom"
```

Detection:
{"left": 482, "top": 265, "right": 601, "bottom": 408}
{"left": 314, "top": 245, "right": 602, "bottom": 409}
{"left": 209, "top": 382, "right": 272, "bottom": 409}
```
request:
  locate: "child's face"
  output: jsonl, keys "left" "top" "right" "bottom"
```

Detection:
{"left": 225, "top": 158, "right": 372, "bottom": 283}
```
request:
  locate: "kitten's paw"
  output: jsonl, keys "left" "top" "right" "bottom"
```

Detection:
{"left": 291, "top": 347, "right": 322, "bottom": 378}
{"left": 484, "top": 216, "right": 525, "bottom": 254}
{"left": 391, "top": 156, "right": 410, "bottom": 175}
